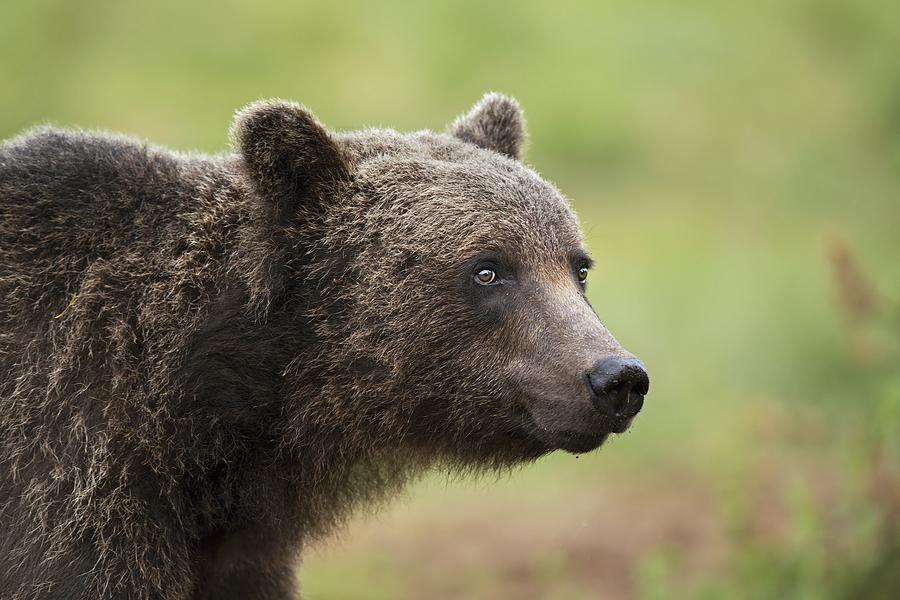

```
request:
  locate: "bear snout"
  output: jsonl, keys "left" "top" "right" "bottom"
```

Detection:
{"left": 585, "top": 357, "right": 649, "bottom": 421}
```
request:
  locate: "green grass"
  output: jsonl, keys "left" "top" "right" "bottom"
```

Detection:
{"left": 2, "top": 0, "right": 899, "bottom": 597}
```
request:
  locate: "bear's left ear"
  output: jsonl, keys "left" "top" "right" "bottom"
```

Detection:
{"left": 231, "top": 100, "right": 350, "bottom": 220}
{"left": 450, "top": 92, "right": 526, "bottom": 160}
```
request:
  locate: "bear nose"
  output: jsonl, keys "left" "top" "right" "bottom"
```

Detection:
{"left": 586, "top": 357, "right": 650, "bottom": 419}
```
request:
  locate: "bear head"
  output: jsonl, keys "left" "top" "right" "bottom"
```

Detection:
{"left": 231, "top": 93, "right": 649, "bottom": 467}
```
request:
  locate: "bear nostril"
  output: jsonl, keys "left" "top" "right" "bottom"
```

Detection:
{"left": 586, "top": 357, "right": 650, "bottom": 418}
{"left": 631, "top": 374, "right": 650, "bottom": 397}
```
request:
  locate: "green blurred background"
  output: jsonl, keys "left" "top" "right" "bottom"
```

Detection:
{"left": 3, "top": 0, "right": 899, "bottom": 597}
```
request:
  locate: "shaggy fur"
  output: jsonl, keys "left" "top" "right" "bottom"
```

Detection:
{"left": 0, "top": 93, "right": 641, "bottom": 599}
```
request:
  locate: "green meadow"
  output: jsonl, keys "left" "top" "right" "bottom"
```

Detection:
{"left": 3, "top": 0, "right": 899, "bottom": 597}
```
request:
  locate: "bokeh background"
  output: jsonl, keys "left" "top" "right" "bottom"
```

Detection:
{"left": 3, "top": 1, "right": 899, "bottom": 598}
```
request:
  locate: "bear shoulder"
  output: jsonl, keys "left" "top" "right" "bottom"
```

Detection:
{"left": 1, "top": 127, "right": 226, "bottom": 265}
{"left": 1, "top": 126, "right": 214, "bottom": 212}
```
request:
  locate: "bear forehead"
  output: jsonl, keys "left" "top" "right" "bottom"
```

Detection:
{"left": 337, "top": 129, "right": 584, "bottom": 254}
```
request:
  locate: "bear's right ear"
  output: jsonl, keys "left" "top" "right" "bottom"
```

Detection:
{"left": 231, "top": 100, "right": 350, "bottom": 220}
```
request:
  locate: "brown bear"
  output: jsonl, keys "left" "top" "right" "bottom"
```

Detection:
{"left": 0, "top": 93, "right": 649, "bottom": 599}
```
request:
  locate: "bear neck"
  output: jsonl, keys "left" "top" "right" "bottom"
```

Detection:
{"left": 177, "top": 167, "right": 422, "bottom": 538}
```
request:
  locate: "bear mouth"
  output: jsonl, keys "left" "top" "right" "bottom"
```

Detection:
{"left": 525, "top": 414, "right": 635, "bottom": 455}
{"left": 508, "top": 388, "right": 642, "bottom": 456}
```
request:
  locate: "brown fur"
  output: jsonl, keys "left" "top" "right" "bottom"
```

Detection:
{"left": 0, "top": 94, "right": 643, "bottom": 599}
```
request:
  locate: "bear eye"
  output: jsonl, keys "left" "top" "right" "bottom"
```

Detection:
{"left": 577, "top": 266, "right": 589, "bottom": 284}
{"left": 475, "top": 268, "right": 497, "bottom": 285}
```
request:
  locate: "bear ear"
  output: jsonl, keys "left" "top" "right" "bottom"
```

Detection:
{"left": 231, "top": 100, "right": 350, "bottom": 220}
{"left": 450, "top": 92, "right": 526, "bottom": 160}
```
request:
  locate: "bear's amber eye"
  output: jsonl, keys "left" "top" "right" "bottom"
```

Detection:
{"left": 475, "top": 268, "right": 497, "bottom": 285}
{"left": 578, "top": 267, "right": 589, "bottom": 284}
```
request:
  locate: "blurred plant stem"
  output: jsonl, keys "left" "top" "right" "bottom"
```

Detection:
{"left": 826, "top": 234, "right": 900, "bottom": 597}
